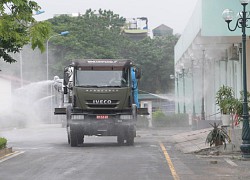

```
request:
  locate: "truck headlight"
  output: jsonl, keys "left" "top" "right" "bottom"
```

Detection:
{"left": 120, "top": 115, "right": 132, "bottom": 120}
{"left": 71, "top": 114, "right": 85, "bottom": 120}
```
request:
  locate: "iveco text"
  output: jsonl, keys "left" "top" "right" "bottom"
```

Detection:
{"left": 92, "top": 100, "right": 112, "bottom": 104}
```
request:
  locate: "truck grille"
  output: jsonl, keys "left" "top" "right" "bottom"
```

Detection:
{"left": 86, "top": 100, "right": 119, "bottom": 109}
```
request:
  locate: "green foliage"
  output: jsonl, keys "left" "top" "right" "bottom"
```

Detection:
{"left": 48, "top": 9, "right": 125, "bottom": 60}
{"left": 119, "top": 35, "right": 177, "bottom": 93}
{"left": 47, "top": 9, "right": 177, "bottom": 93}
{"left": 152, "top": 110, "right": 167, "bottom": 121}
{"left": 236, "top": 90, "right": 250, "bottom": 115}
{"left": 0, "top": 137, "right": 7, "bottom": 149}
{"left": 216, "top": 85, "right": 250, "bottom": 116}
{"left": 215, "top": 85, "right": 235, "bottom": 114}
{"left": 152, "top": 111, "right": 189, "bottom": 127}
{"left": 205, "top": 123, "right": 231, "bottom": 148}
{"left": 0, "top": 0, "right": 51, "bottom": 63}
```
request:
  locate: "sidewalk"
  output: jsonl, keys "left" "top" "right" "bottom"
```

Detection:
{"left": 171, "top": 127, "right": 242, "bottom": 154}
{"left": 171, "top": 128, "right": 212, "bottom": 153}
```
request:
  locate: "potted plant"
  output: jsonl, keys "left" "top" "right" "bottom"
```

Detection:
{"left": 205, "top": 123, "right": 231, "bottom": 148}
{"left": 215, "top": 85, "right": 235, "bottom": 125}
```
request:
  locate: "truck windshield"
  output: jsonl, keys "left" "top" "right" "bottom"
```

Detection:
{"left": 75, "top": 70, "right": 129, "bottom": 87}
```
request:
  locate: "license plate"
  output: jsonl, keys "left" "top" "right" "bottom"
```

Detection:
{"left": 96, "top": 115, "right": 109, "bottom": 119}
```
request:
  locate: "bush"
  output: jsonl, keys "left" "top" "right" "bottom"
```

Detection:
{"left": 152, "top": 110, "right": 189, "bottom": 127}
{"left": 152, "top": 110, "right": 167, "bottom": 121}
{"left": 0, "top": 137, "right": 7, "bottom": 149}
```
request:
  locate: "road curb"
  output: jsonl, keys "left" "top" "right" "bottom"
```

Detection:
{"left": 0, "top": 151, "right": 24, "bottom": 163}
{"left": 0, "top": 147, "right": 13, "bottom": 158}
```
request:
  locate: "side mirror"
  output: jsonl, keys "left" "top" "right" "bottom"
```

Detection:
{"left": 63, "top": 86, "right": 68, "bottom": 94}
{"left": 64, "top": 67, "right": 69, "bottom": 86}
{"left": 135, "top": 67, "right": 141, "bottom": 79}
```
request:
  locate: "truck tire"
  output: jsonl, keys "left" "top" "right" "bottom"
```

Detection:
{"left": 66, "top": 106, "right": 72, "bottom": 144}
{"left": 126, "top": 125, "right": 136, "bottom": 146}
{"left": 126, "top": 131, "right": 134, "bottom": 145}
{"left": 117, "top": 135, "right": 124, "bottom": 145}
{"left": 67, "top": 126, "right": 70, "bottom": 144}
{"left": 77, "top": 133, "right": 84, "bottom": 145}
{"left": 70, "top": 128, "right": 78, "bottom": 147}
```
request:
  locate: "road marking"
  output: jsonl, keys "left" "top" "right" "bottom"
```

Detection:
{"left": 224, "top": 158, "right": 238, "bottom": 167}
{"left": 0, "top": 151, "right": 25, "bottom": 164}
{"left": 159, "top": 142, "right": 180, "bottom": 180}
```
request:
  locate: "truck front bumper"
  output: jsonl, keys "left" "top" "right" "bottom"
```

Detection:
{"left": 69, "top": 114, "right": 135, "bottom": 136}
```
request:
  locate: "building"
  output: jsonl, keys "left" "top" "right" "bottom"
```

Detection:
{"left": 153, "top": 24, "right": 173, "bottom": 37}
{"left": 123, "top": 17, "right": 149, "bottom": 41}
{"left": 139, "top": 93, "right": 175, "bottom": 114}
{"left": 174, "top": 0, "right": 249, "bottom": 120}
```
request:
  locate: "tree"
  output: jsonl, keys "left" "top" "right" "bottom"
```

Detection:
{"left": 47, "top": 9, "right": 178, "bottom": 93}
{"left": 0, "top": 0, "right": 51, "bottom": 63}
{"left": 121, "top": 36, "right": 178, "bottom": 93}
{"left": 47, "top": 9, "right": 126, "bottom": 76}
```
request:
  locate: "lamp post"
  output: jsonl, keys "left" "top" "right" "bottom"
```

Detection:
{"left": 46, "top": 31, "right": 69, "bottom": 81}
{"left": 201, "top": 50, "right": 205, "bottom": 120}
{"left": 181, "top": 64, "right": 186, "bottom": 114}
{"left": 191, "top": 59, "right": 196, "bottom": 118}
{"left": 170, "top": 72, "right": 180, "bottom": 114}
{"left": 46, "top": 31, "right": 69, "bottom": 124}
{"left": 222, "top": 0, "right": 250, "bottom": 158}
{"left": 176, "top": 72, "right": 180, "bottom": 114}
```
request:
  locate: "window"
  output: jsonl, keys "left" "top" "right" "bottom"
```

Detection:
{"left": 75, "top": 70, "right": 129, "bottom": 87}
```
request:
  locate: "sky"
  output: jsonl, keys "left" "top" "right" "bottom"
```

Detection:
{"left": 34, "top": 0, "right": 198, "bottom": 34}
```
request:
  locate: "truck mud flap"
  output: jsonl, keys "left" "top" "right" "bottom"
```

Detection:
{"left": 54, "top": 108, "right": 66, "bottom": 115}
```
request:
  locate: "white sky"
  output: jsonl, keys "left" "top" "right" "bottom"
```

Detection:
{"left": 34, "top": 0, "right": 198, "bottom": 34}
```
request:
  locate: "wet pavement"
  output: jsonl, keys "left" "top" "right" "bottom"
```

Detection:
{"left": 171, "top": 128, "right": 212, "bottom": 154}
{"left": 170, "top": 126, "right": 244, "bottom": 158}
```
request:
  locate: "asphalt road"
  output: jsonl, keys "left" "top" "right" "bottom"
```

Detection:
{"left": 0, "top": 124, "right": 250, "bottom": 180}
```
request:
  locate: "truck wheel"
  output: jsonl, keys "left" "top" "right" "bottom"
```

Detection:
{"left": 70, "top": 128, "right": 78, "bottom": 147}
{"left": 126, "top": 126, "right": 136, "bottom": 146}
{"left": 126, "top": 132, "right": 134, "bottom": 146}
{"left": 66, "top": 105, "right": 72, "bottom": 144}
{"left": 77, "top": 133, "right": 84, "bottom": 145}
{"left": 67, "top": 126, "right": 70, "bottom": 144}
{"left": 117, "top": 135, "right": 124, "bottom": 145}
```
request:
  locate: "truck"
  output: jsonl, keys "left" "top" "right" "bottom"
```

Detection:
{"left": 54, "top": 59, "right": 148, "bottom": 147}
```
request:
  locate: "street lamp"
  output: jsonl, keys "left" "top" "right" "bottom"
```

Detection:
{"left": 201, "top": 50, "right": 205, "bottom": 120}
{"left": 170, "top": 72, "right": 180, "bottom": 114}
{"left": 46, "top": 31, "right": 69, "bottom": 81}
{"left": 34, "top": 10, "right": 45, "bottom": 15}
{"left": 181, "top": 64, "right": 186, "bottom": 114}
{"left": 222, "top": 0, "right": 250, "bottom": 158}
{"left": 191, "top": 59, "right": 196, "bottom": 118}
